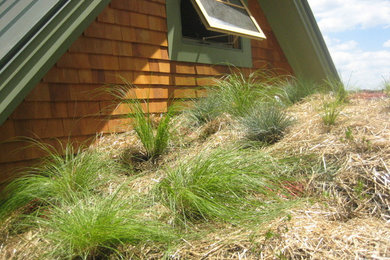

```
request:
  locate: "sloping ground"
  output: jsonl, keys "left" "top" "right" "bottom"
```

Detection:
{"left": 263, "top": 204, "right": 390, "bottom": 259}
{"left": 94, "top": 94, "right": 390, "bottom": 259}
{"left": 1, "top": 94, "right": 389, "bottom": 259}
{"left": 166, "top": 94, "right": 390, "bottom": 259}
{"left": 270, "top": 94, "right": 390, "bottom": 221}
{"left": 159, "top": 203, "right": 389, "bottom": 259}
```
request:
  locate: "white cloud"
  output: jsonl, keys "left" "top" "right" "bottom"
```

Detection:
{"left": 308, "top": 0, "right": 390, "bottom": 33}
{"left": 307, "top": 0, "right": 390, "bottom": 89}
{"left": 324, "top": 37, "right": 390, "bottom": 89}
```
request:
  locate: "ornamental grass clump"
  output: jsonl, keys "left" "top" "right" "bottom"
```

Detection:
{"left": 38, "top": 192, "right": 176, "bottom": 259}
{"left": 240, "top": 102, "right": 294, "bottom": 144}
{"left": 186, "top": 70, "right": 285, "bottom": 126}
{"left": 131, "top": 100, "right": 175, "bottom": 160}
{"left": 321, "top": 100, "right": 341, "bottom": 126}
{"left": 215, "top": 71, "right": 287, "bottom": 116}
{"left": 280, "top": 79, "right": 320, "bottom": 105}
{"left": 215, "top": 72, "right": 265, "bottom": 117}
{"left": 0, "top": 140, "right": 119, "bottom": 222}
{"left": 105, "top": 83, "right": 175, "bottom": 160}
{"left": 156, "top": 147, "right": 301, "bottom": 226}
{"left": 185, "top": 90, "right": 223, "bottom": 126}
{"left": 324, "top": 78, "right": 348, "bottom": 103}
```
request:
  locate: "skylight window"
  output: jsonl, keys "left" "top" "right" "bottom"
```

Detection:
{"left": 190, "top": 0, "right": 266, "bottom": 40}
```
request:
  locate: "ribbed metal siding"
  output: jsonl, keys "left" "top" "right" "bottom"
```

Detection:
{"left": 0, "top": 0, "right": 66, "bottom": 68}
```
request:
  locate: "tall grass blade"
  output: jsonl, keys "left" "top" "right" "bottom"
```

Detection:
{"left": 321, "top": 101, "right": 341, "bottom": 126}
{"left": 185, "top": 70, "right": 286, "bottom": 125}
{"left": 38, "top": 192, "right": 176, "bottom": 259}
{"left": 0, "top": 140, "right": 118, "bottom": 221}
{"left": 156, "top": 147, "right": 301, "bottom": 225}
{"left": 103, "top": 82, "right": 174, "bottom": 160}
{"left": 324, "top": 78, "right": 348, "bottom": 103}
{"left": 279, "top": 78, "right": 320, "bottom": 105}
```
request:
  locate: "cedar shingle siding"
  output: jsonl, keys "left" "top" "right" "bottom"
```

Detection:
{"left": 0, "top": 0, "right": 292, "bottom": 182}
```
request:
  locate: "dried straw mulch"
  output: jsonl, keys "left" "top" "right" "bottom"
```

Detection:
{"left": 94, "top": 94, "right": 390, "bottom": 259}
{"left": 269, "top": 94, "right": 390, "bottom": 221}
{"left": 262, "top": 203, "right": 390, "bottom": 259}
{"left": 2, "top": 94, "right": 390, "bottom": 259}
{"left": 163, "top": 203, "right": 390, "bottom": 260}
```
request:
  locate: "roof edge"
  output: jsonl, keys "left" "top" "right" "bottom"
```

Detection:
{"left": 293, "top": 0, "right": 339, "bottom": 79}
{"left": 257, "top": 0, "right": 339, "bottom": 82}
{"left": 0, "top": 0, "right": 111, "bottom": 125}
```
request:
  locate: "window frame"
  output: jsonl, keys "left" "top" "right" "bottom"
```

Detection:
{"left": 166, "top": 0, "right": 253, "bottom": 68}
{"left": 191, "top": 0, "right": 266, "bottom": 40}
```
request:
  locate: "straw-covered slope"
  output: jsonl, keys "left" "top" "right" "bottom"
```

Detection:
{"left": 1, "top": 91, "right": 389, "bottom": 259}
{"left": 165, "top": 93, "right": 390, "bottom": 259}
{"left": 94, "top": 93, "right": 390, "bottom": 259}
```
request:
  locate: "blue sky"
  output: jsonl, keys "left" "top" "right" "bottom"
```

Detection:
{"left": 307, "top": 0, "right": 390, "bottom": 90}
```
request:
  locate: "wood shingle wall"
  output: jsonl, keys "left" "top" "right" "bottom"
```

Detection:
{"left": 0, "top": 0, "right": 292, "bottom": 183}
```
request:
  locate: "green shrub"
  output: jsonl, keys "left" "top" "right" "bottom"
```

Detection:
{"left": 0, "top": 141, "right": 118, "bottom": 221}
{"left": 240, "top": 102, "right": 293, "bottom": 144}
{"left": 156, "top": 148, "right": 299, "bottom": 225}
{"left": 39, "top": 193, "right": 175, "bottom": 259}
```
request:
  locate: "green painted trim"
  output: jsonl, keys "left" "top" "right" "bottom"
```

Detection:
{"left": 257, "top": 0, "right": 339, "bottom": 82}
{"left": 0, "top": 0, "right": 66, "bottom": 68}
{"left": 166, "top": 0, "right": 253, "bottom": 67}
{"left": 0, "top": 0, "right": 111, "bottom": 125}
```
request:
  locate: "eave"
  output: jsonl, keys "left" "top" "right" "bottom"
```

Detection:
{"left": 257, "top": 0, "right": 339, "bottom": 82}
{"left": 0, "top": 0, "right": 111, "bottom": 125}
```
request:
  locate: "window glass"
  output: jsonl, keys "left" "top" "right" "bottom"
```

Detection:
{"left": 181, "top": 0, "right": 241, "bottom": 49}
{"left": 191, "top": 0, "right": 266, "bottom": 39}
{"left": 166, "top": 0, "right": 254, "bottom": 67}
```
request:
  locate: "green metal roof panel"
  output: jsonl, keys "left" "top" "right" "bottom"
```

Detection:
{"left": 0, "top": 0, "right": 67, "bottom": 67}
{"left": 257, "top": 0, "right": 339, "bottom": 83}
{"left": 0, "top": 0, "right": 110, "bottom": 125}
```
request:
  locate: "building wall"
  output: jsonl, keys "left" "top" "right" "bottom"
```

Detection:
{"left": 0, "top": 0, "right": 292, "bottom": 183}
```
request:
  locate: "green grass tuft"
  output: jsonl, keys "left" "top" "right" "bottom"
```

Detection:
{"left": 0, "top": 140, "right": 119, "bottom": 221}
{"left": 383, "top": 78, "right": 390, "bottom": 95}
{"left": 240, "top": 102, "right": 294, "bottom": 144}
{"left": 321, "top": 101, "right": 341, "bottom": 126}
{"left": 324, "top": 78, "right": 348, "bottom": 103}
{"left": 156, "top": 147, "right": 301, "bottom": 226}
{"left": 104, "top": 82, "right": 175, "bottom": 160}
{"left": 132, "top": 101, "right": 175, "bottom": 160}
{"left": 185, "top": 90, "right": 223, "bottom": 126}
{"left": 185, "top": 70, "right": 285, "bottom": 126}
{"left": 38, "top": 192, "right": 176, "bottom": 259}
{"left": 279, "top": 79, "right": 320, "bottom": 105}
{"left": 215, "top": 72, "right": 265, "bottom": 117}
